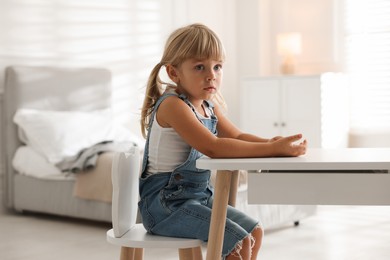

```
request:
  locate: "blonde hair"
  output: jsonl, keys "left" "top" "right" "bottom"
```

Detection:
{"left": 140, "top": 23, "right": 227, "bottom": 138}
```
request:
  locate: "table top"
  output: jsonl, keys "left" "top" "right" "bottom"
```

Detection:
{"left": 196, "top": 148, "right": 390, "bottom": 171}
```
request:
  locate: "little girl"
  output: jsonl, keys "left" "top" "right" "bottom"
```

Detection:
{"left": 139, "top": 23, "right": 307, "bottom": 259}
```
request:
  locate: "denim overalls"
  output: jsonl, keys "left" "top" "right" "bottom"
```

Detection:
{"left": 138, "top": 92, "right": 259, "bottom": 258}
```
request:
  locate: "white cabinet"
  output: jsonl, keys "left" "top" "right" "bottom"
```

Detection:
{"left": 240, "top": 74, "right": 349, "bottom": 148}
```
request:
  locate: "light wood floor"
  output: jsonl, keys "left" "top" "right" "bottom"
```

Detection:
{"left": 1, "top": 206, "right": 390, "bottom": 260}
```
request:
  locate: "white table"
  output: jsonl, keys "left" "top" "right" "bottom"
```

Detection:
{"left": 196, "top": 148, "right": 390, "bottom": 260}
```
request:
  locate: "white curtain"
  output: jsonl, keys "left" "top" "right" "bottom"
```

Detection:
{"left": 344, "top": 0, "right": 390, "bottom": 130}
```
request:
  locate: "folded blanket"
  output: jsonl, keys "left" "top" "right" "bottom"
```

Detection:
{"left": 74, "top": 149, "right": 143, "bottom": 203}
{"left": 56, "top": 141, "right": 136, "bottom": 173}
{"left": 73, "top": 152, "right": 114, "bottom": 203}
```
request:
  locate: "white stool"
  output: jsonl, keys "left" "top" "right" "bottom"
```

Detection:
{"left": 106, "top": 149, "right": 203, "bottom": 260}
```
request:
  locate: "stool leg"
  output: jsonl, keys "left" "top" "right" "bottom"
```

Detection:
{"left": 192, "top": 246, "right": 203, "bottom": 260}
{"left": 178, "top": 248, "right": 194, "bottom": 260}
{"left": 120, "top": 247, "right": 135, "bottom": 260}
{"left": 134, "top": 248, "right": 144, "bottom": 260}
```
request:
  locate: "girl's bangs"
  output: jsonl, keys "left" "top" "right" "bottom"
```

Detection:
{"left": 186, "top": 33, "right": 225, "bottom": 62}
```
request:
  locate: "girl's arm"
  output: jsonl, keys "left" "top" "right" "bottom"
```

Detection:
{"left": 157, "top": 96, "right": 306, "bottom": 158}
{"left": 214, "top": 105, "right": 271, "bottom": 142}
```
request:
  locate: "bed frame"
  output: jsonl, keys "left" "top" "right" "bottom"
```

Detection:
{"left": 2, "top": 66, "right": 113, "bottom": 222}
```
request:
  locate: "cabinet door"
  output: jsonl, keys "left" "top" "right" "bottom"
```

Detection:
{"left": 241, "top": 79, "right": 281, "bottom": 137}
{"left": 281, "top": 77, "right": 321, "bottom": 147}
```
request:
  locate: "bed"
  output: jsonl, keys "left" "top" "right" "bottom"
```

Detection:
{"left": 2, "top": 65, "right": 135, "bottom": 222}
{"left": 2, "top": 65, "right": 316, "bottom": 228}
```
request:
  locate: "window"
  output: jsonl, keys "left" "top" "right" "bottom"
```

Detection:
{"left": 344, "top": 0, "right": 390, "bottom": 130}
{"left": 0, "top": 0, "right": 167, "bottom": 135}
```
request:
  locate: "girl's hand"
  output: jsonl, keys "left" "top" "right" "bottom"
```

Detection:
{"left": 268, "top": 136, "right": 283, "bottom": 142}
{"left": 272, "top": 134, "right": 307, "bottom": 157}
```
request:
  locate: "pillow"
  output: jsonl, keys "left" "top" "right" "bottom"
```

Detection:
{"left": 13, "top": 108, "right": 142, "bottom": 164}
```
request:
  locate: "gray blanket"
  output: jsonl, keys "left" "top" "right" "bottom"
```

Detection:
{"left": 56, "top": 141, "right": 136, "bottom": 173}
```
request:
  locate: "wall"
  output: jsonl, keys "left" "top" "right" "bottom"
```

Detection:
{"left": 168, "top": 0, "right": 240, "bottom": 124}
{"left": 237, "top": 0, "right": 343, "bottom": 78}
{"left": 268, "top": 0, "right": 343, "bottom": 75}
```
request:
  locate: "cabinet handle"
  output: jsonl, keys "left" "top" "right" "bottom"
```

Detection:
{"left": 273, "top": 122, "right": 278, "bottom": 127}
{"left": 281, "top": 122, "right": 286, "bottom": 127}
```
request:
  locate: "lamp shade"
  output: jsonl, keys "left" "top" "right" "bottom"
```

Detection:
{"left": 277, "top": 33, "right": 302, "bottom": 56}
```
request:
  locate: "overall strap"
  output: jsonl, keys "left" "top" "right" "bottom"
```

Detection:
{"left": 178, "top": 94, "right": 216, "bottom": 121}
{"left": 203, "top": 99, "right": 216, "bottom": 117}
{"left": 147, "top": 93, "right": 178, "bottom": 129}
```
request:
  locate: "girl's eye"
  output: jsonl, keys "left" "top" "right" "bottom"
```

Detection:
{"left": 195, "top": 65, "right": 204, "bottom": 70}
{"left": 214, "top": 64, "right": 223, "bottom": 71}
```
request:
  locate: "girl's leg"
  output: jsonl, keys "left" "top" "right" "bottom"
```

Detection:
{"left": 226, "top": 236, "right": 251, "bottom": 260}
{"left": 225, "top": 225, "right": 263, "bottom": 260}
{"left": 250, "top": 225, "right": 263, "bottom": 260}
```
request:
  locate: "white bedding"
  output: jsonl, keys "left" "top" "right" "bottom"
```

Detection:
{"left": 12, "top": 107, "right": 145, "bottom": 179}
{"left": 12, "top": 145, "right": 74, "bottom": 180}
{"left": 13, "top": 108, "right": 145, "bottom": 164}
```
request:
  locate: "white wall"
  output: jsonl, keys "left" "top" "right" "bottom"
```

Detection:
{"left": 168, "top": 0, "right": 240, "bottom": 124}
{"left": 237, "top": 0, "right": 343, "bottom": 78}
{"left": 268, "top": 0, "right": 343, "bottom": 75}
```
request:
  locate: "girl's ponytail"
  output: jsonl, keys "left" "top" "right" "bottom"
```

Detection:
{"left": 140, "top": 62, "right": 164, "bottom": 138}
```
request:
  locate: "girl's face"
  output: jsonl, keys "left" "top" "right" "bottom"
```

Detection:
{"left": 169, "top": 58, "right": 223, "bottom": 105}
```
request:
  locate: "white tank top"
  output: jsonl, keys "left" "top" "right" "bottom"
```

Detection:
{"left": 147, "top": 113, "right": 191, "bottom": 173}
{"left": 147, "top": 98, "right": 211, "bottom": 174}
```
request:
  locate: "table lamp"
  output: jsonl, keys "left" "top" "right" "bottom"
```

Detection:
{"left": 277, "top": 32, "right": 302, "bottom": 74}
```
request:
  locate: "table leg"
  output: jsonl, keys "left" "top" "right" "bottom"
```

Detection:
{"left": 206, "top": 170, "right": 232, "bottom": 260}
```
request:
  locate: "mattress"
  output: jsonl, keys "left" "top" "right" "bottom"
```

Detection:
{"left": 11, "top": 145, "right": 113, "bottom": 222}
{"left": 13, "top": 173, "right": 112, "bottom": 222}
{"left": 13, "top": 145, "right": 115, "bottom": 202}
